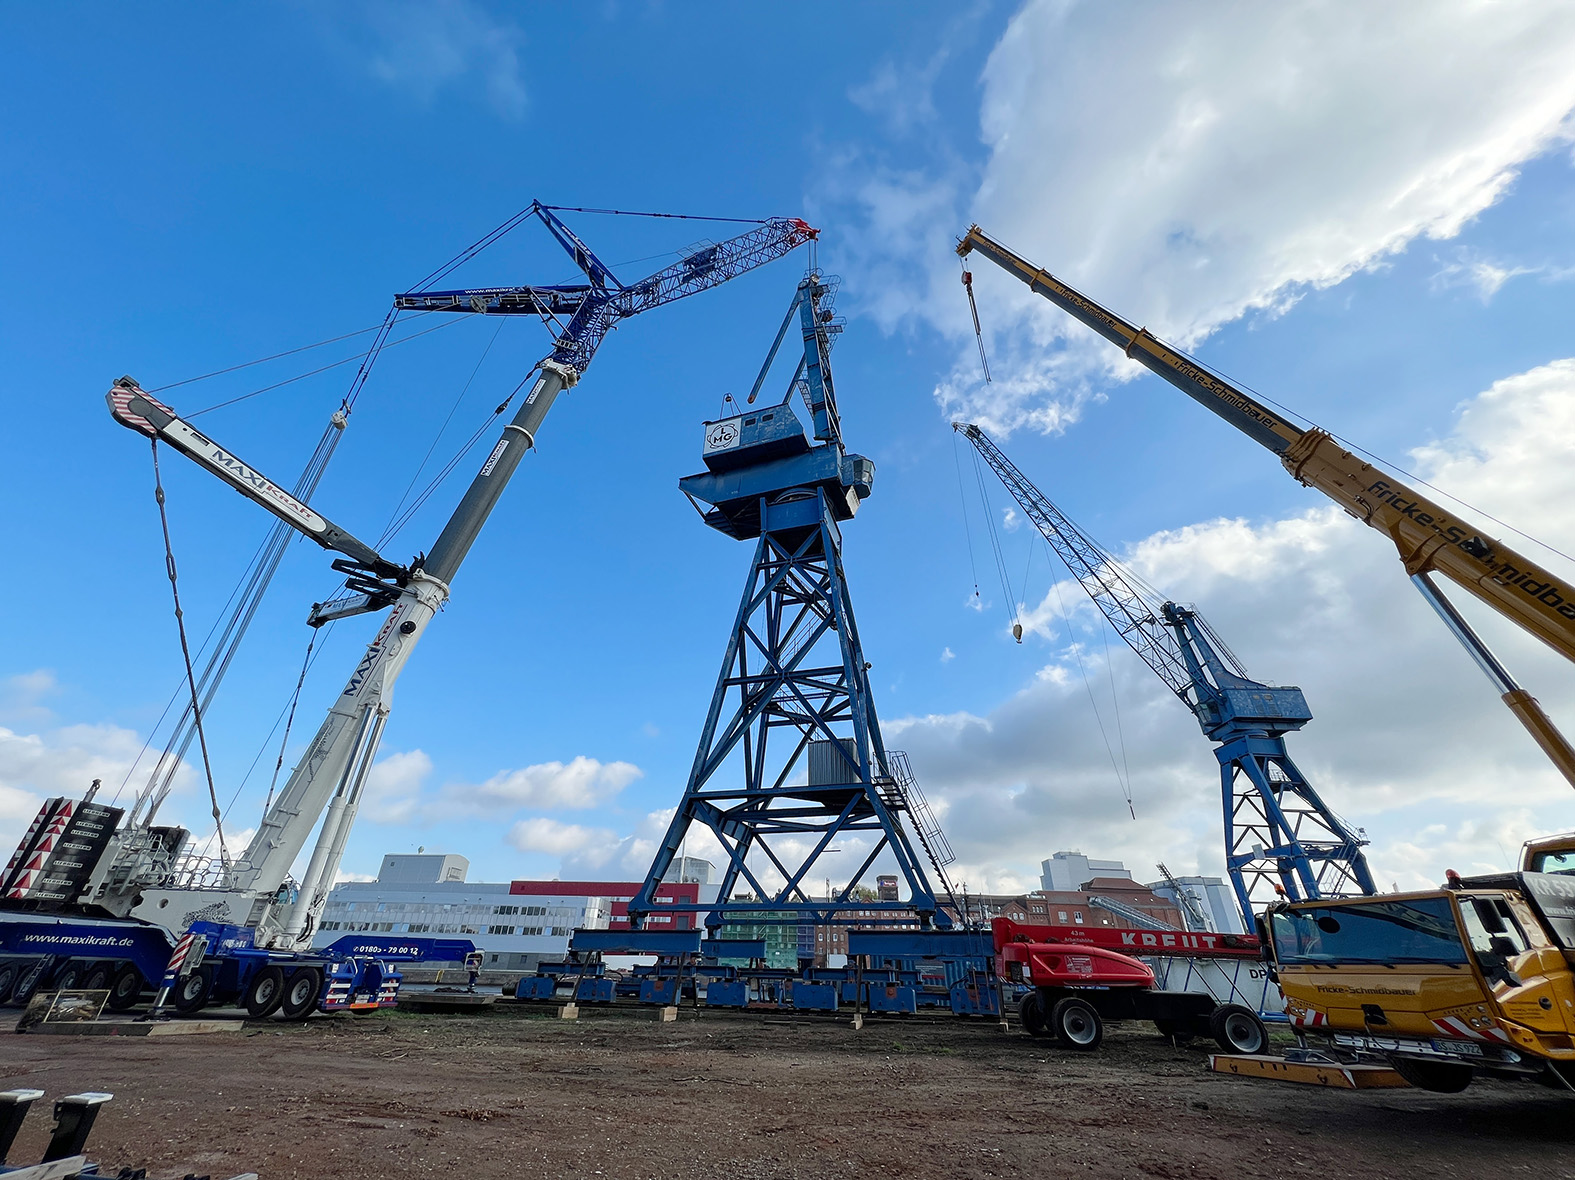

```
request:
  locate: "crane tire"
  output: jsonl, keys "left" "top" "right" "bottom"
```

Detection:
{"left": 172, "top": 963, "right": 215, "bottom": 1015}
{"left": 51, "top": 961, "right": 83, "bottom": 992}
{"left": 0, "top": 962, "right": 18, "bottom": 1005}
{"left": 10, "top": 959, "right": 49, "bottom": 1007}
{"left": 1391, "top": 1057, "right": 1473, "bottom": 1093}
{"left": 1050, "top": 996, "right": 1103, "bottom": 1051}
{"left": 1018, "top": 991, "right": 1048, "bottom": 1037}
{"left": 105, "top": 964, "right": 145, "bottom": 1012}
{"left": 80, "top": 961, "right": 114, "bottom": 992}
{"left": 280, "top": 967, "right": 322, "bottom": 1021}
{"left": 245, "top": 966, "right": 287, "bottom": 1018}
{"left": 1209, "top": 1004, "right": 1268, "bottom": 1055}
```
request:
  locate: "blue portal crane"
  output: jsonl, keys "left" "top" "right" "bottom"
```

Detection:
{"left": 620, "top": 275, "right": 959, "bottom": 937}
{"left": 956, "top": 423, "right": 1375, "bottom": 927}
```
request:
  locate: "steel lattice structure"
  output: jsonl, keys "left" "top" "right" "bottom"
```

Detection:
{"left": 957, "top": 423, "right": 1374, "bottom": 926}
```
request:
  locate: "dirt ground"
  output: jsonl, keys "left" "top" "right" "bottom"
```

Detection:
{"left": 4, "top": 1006, "right": 1573, "bottom": 1180}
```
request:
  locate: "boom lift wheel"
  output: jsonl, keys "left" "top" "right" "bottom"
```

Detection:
{"left": 244, "top": 966, "right": 287, "bottom": 1018}
{"left": 171, "top": 963, "right": 215, "bottom": 1015}
{"left": 1209, "top": 1004, "right": 1268, "bottom": 1055}
{"left": 1018, "top": 991, "right": 1048, "bottom": 1036}
{"left": 1050, "top": 996, "right": 1103, "bottom": 1050}
{"left": 1390, "top": 1057, "right": 1474, "bottom": 1093}
{"left": 280, "top": 966, "right": 322, "bottom": 1021}
{"left": 105, "top": 964, "right": 144, "bottom": 1012}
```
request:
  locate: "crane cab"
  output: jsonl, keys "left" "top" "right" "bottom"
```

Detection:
{"left": 1267, "top": 880, "right": 1575, "bottom": 1092}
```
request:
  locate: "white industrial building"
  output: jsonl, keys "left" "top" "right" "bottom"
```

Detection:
{"left": 314, "top": 853, "right": 612, "bottom": 971}
{"left": 1040, "top": 850, "right": 1243, "bottom": 934}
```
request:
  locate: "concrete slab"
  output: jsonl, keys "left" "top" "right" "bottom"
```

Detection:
{"left": 21, "top": 1018, "right": 244, "bottom": 1037}
{"left": 396, "top": 991, "right": 497, "bottom": 1013}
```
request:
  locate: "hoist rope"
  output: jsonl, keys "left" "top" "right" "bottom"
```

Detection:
{"left": 951, "top": 433, "right": 983, "bottom": 608}
{"left": 377, "top": 371, "right": 532, "bottom": 548}
{"left": 149, "top": 439, "right": 230, "bottom": 866}
{"left": 1049, "top": 565, "right": 1137, "bottom": 819}
{"left": 970, "top": 447, "right": 1021, "bottom": 630}
{"left": 263, "top": 629, "right": 319, "bottom": 816}
{"left": 960, "top": 262, "right": 991, "bottom": 383}
{"left": 378, "top": 317, "right": 508, "bottom": 547}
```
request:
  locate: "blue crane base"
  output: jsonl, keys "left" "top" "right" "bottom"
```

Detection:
{"left": 626, "top": 489, "right": 951, "bottom": 933}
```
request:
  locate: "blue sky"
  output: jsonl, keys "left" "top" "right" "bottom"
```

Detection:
{"left": 4, "top": 2, "right": 1575, "bottom": 899}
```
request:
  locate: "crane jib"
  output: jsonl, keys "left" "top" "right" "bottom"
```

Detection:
{"left": 957, "top": 223, "right": 1575, "bottom": 671}
{"left": 958, "top": 227, "right": 1302, "bottom": 454}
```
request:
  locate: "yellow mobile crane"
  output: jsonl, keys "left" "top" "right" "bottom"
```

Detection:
{"left": 957, "top": 225, "right": 1575, "bottom": 1092}
{"left": 956, "top": 224, "right": 1575, "bottom": 790}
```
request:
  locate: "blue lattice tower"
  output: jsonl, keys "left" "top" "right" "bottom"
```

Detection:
{"left": 626, "top": 277, "right": 954, "bottom": 934}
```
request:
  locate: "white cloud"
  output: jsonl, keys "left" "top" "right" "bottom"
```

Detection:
{"left": 0, "top": 722, "right": 174, "bottom": 850}
{"left": 838, "top": 0, "right": 1575, "bottom": 435}
{"left": 507, "top": 817, "right": 617, "bottom": 857}
{"left": 348, "top": 1, "right": 528, "bottom": 120}
{"left": 940, "top": 646, "right": 955, "bottom": 664}
{"left": 439, "top": 755, "right": 642, "bottom": 815}
{"left": 362, "top": 749, "right": 432, "bottom": 824}
{"left": 1, "top": 670, "right": 59, "bottom": 725}
{"left": 892, "top": 358, "right": 1575, "bottom": 896}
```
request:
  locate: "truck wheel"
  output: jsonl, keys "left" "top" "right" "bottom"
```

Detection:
{"left": 11, "top": 959, "right": 50, "bottom": 1006}
{"left": 245, "top": 966, "right": 287, "bottom": 1018}
{"left": 105, "top": 964, "right": 144, "bottom": 1012}
{"left": 1018, "top": 992, "right": 1048, "bottom": 1036}
{"left": 80, "top": 961, "right": 114, "bottom": 992}
{"left": 280, "top": 967, "right": 322, "bottom": 1021}
{"left": 1210, "top": 1004, "right": 1268, "bottom": 1055}
{"left": 172, "top": 963, "right": 215, "bottom": 1015}
{"left": 1051, "top": 997, "right": 1103, "bottom": 1050}
{"left": 1391, "top": 1057, "right": 1473, "bottom": 1093}
{"left": 51, "top": 961, "right": 83, "bottom": 991}
{"left": 0, "top": 962, "right": 18, "bottom": 1005}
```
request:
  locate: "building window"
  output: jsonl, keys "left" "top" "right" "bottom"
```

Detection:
{"left": 1057, "top": 911, "right": 1068, "bottom": 922}
{"left": 488, "top": 925, "right": 516, "bottom": 935}
{"left": 1073, "top": 912, "right": 1084, "bottom": 924}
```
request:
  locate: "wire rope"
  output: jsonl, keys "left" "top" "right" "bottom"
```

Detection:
{"left": 185, "top": 315, "right": 461, "bottom": 418}
{"left": 1050, "top": 560, "right": 1136, "bottom": 819}
{"left": 951, "top": 432, "right": 983, "bottom": 607}
{"left": 149, "top": 439, "right": 230, "bottom": 866}
{"left": 145, "top": 322, "right": 392, "bottom": 394}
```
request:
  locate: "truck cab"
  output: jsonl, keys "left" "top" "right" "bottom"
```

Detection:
{"left": 1266, "top": 877, "right": 1575, "bottom": 1092}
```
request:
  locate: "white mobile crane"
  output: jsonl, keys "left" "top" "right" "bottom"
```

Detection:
{"left": 0, "top": 204, "right": 816, "bottom": 1014}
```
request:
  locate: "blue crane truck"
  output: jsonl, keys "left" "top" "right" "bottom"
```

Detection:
{"left": 0, "top": 907, "right": 475, "bottom": 1018}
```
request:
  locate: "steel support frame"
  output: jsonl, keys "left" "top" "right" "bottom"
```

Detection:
{"left": 628, "top": 491, "right": 946, "bottom": 930}
{"left": 1217, "top": 734, "right": 1375, "bottom": 928}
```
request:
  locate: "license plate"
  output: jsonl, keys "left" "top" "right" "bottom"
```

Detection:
{"left": 1433, "top": 1039, "right": 1483, "bottom": 1057}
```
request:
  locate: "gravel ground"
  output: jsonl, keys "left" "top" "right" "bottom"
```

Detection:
{"left": 4, "top": 1006, "right": 1573, "bottom": 1179}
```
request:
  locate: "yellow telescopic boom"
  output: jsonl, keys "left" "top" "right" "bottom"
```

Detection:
{"left": 958, "top": 224, "right": 1575, "bottom": 788}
